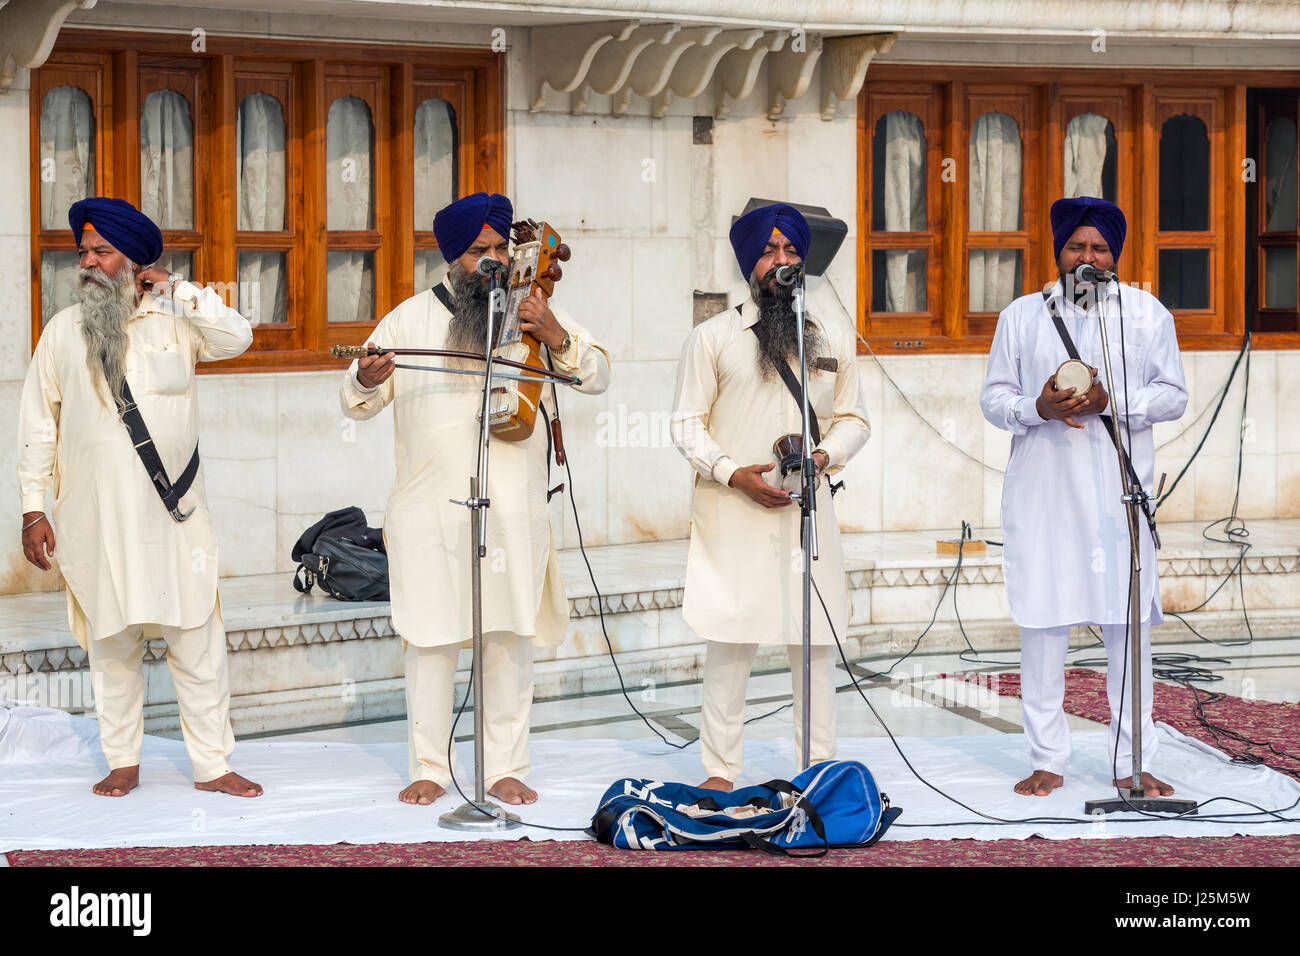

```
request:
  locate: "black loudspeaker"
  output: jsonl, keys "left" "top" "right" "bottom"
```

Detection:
{"left": 732, "top": 198, "right": 848, "bottom": 277}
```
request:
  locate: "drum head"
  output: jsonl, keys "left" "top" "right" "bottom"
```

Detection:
{"left": 1055, "top": 359, "right": 1093, "bottom": 395}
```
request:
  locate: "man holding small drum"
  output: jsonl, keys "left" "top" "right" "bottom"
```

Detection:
{"left": 980, "top": 196, "right": 1189, "bottom": 799}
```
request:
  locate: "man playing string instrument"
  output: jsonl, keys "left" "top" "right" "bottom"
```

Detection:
{"left": 18, "top": 197, "right": 261, "bottom": 799}
{"left": 980, "top": 196, "right": 1188, "bottom": 798}
{"left": 670, "top": 203, "right": 870, "bottom": 790}
{"left": 341, "top": 192, "right": 610, "bottom": 807}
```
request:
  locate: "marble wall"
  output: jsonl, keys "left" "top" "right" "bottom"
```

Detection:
{"left": 2, "top": 19, "right": 1297, "bottom": 596}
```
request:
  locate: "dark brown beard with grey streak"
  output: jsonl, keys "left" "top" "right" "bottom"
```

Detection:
{"left": 445, "top": 262, "right": 494, "bottom": 353}
{"left": 77, "top": 264, "right": 137, "bottom": 412}
{"left": 749, "top": 269, "right": 825, "bottom": 381}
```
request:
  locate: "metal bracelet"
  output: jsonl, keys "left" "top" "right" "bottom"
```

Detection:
{"left": 21, "top": 515, "right": 46, "bottom": 532}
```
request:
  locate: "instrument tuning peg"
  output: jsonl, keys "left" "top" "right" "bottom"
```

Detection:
{"left": 543, "top": 263, "right": 563, "bottom": 281}
{"left": 553, "top": 243, "right": 571, "bottom": 262}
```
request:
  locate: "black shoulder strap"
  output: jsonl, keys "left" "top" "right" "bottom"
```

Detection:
{"left": 116, "top": 376, "right": 200, "bottom": 522}
{"left": 431, "top": 281, "right": 454, "bottom": 313}
{"left": 743, "top": 305, "right": 821, "bottom": 446}
{"left": 1041, "top": 291, "right": 1159, "bottom": 547}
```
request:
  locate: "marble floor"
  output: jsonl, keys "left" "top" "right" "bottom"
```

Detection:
{"left": 257, "top": 632, "right": 1300, "bottom": 756}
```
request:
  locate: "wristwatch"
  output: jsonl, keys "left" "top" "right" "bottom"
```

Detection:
{"left": 557, "top": 332, "right": 573, "bottom": 354}
{"left": 166, "top": 273, "right": 184, "bottom": 296}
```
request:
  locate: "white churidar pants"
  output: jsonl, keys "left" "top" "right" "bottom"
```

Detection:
{"left": 81, "top": 602, "right": 235, "bottom": 783}
{"left": 699, "top": 641, "right": 838, "bottom": 781}
{"left": 1019, "top": 622, "right": 1157, "bottom": 777}
{"left": 404, "top": 631, "right": 533, "bottom": 789}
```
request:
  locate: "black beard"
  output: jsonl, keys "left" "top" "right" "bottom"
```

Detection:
{"left": 445, "top": 264, "right": 493, "bottom": 353}
{"left": 1059, "top": 269, "right": 1100, "bottom": 309}
{"left": 749, "top": 269, "right": 825, "bottom": 381}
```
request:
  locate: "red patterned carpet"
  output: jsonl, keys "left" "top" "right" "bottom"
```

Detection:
{"left": 7, "top": 834, "right": 1300, "bottom": 867}
{"left": 946, "top": 668, "right": 1300, "bottom": 779}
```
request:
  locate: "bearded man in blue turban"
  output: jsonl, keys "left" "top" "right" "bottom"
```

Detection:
{"left": 980, "top": 196, "right": 1189, "bottom": 799}
{"left": 670, "top": 202, "right": 870, "bottom": 789}
{"left": 18, "top": 197, "right": 260, "bottom": 799}
{"left": 342, "top": 192, "right": 611, "bottom": 808}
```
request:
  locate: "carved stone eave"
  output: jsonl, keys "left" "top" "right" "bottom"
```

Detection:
{"left": 821, "top": 33, "right": 897, "bottom": 120}
{"left": 766, "top": 31, "right": 824, "bottom": 121}
{"left": 714, "top": 30, "right": 787, "bottom": 120}
{"left": 0, "top": 0, "right": 98, "bottom": 92}
{"left": 529, "top": 18, "right": 639, "bottom": 112}
{"left": 575, "top": 22, "right": 681, "bottom": 114}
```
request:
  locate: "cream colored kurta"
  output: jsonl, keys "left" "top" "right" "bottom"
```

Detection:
{"left": 17, "top": 282, "right": 254, "bottom": 646}
{"left": 670, "top": 302, "right": 870, "bottom": 646}
{"left": 340, "top": 277, "right": 611, "bottom": 648}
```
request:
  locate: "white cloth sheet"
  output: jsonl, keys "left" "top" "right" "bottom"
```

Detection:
{"left": 2, "top": 703, "right": 1297, "bottom": 852}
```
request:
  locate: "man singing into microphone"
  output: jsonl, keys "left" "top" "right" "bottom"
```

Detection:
{"left": 341, "top": 193, "right": 610, "bottom": 807}
{"left": 671, "top": 202, "right": 870, "bottom": 790}
{"left": 980, "top": 196, "right": 1188, "bottom": 798}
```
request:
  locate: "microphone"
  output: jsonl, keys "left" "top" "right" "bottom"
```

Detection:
{"left": 476, "top": 256, "right": 506, "bottom": 276}
{"left": 774, "top": 262, "right": 805, "bottom": 287}
{"left": 1073, "top": 263, "right": 1116, "bottom": 285}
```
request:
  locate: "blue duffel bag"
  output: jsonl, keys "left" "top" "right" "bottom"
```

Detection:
{"left": 589, "top": 760, "right": 901, "bottom": 855}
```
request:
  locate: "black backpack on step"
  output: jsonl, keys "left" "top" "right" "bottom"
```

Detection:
{"left": 292, "top": 507, "right": 389, "bottom": 602}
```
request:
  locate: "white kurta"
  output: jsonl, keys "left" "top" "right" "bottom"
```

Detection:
{"left": 17, "top": 283, "right": 254, "bottom": 645}
{"left": 671, "top": 302, "right": 871, "bottom": 646}
{"left": 340, "top": 277, "right": 611, "bottom": 648}
{"left": 980, "top": 280, "right": 1189, "bottom": 629}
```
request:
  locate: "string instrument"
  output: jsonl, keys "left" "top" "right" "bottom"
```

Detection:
{"left": 486, "top": 219, "right": 571, "bottom": 442}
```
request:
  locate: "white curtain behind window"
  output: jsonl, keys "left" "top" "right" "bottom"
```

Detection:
{"left": 237, "top": 93, "right": 288, "bottom": 324}
{"left": 1064, "top": 113, "right": 1110, "bottom": 200}
{"left": 882, "top": 111, "right": 926, "bottom": 312}
{"left": 414, "top": 98, "right": 456, "bottom": 231}
{"left": 414, "top": 251, "right": 449, "bottom": 292}
{"left": 327, "top": 96, "right": 374, "bottom": 322}
{"left": 140, "top": 90, "right": 194, "bottom": 233}
{"left": 969, "top": 111, "right": 1022, "bottom": 311}
{"left": 40, "top": 86, "right": 95, "bottom": 231}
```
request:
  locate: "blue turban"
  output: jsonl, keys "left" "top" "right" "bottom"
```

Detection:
{"left": 729, "top": 203, "right": 811, "bottom": 280}
{"left": 1050, "top": 196, "right": 1126, "bottom": 263}
{"left": 68, "top": 197, "right": 163, "bottom": 266}
{"left": 433, "top": 192, "right": 514, "bottom": 263}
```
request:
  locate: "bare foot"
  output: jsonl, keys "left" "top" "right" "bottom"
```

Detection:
{"left": 399, "top": 780, "right": 446, "bottom": 805}
{"left": 699, "top": 776, "right": 734, "bottom": 793}
{"left": 195, "top": 771, "right": 263, "bottom": 798}
{"left": 1013, "top": 770, "right": 1064, "bottom": 796}
{"left": 93, "top": 766, "right": 139, "bottom": 797}
{"left": 1114, "top": 772, "right": 1175, "bottom": 796}
{"left": 488, "top": 777, "right": 538, "bottom": 805}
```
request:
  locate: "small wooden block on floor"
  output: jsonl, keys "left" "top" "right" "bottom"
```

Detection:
{"left": 936, "top": 538, "right": 986, "bottom": 555}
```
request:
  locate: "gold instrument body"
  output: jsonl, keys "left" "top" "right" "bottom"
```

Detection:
{"left": 486, "top": 220, "right": 570, "bottom": 442}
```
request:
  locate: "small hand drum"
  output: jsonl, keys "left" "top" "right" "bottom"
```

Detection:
{"left": 772, "top": 434, "right": 820, "bottom": 494}
{"left": 1054, "top": 359, "right": 1093, "bottom": 395}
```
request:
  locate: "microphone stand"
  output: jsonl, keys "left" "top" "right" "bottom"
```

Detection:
{"left": 439, "top": 264, "right": 522, "bottom": 832}
{"left": 1082, "top": 275, "right": 1196, "bottom": 817}
{"left": 790, "top": 269, "right": 818, "bottom": 772}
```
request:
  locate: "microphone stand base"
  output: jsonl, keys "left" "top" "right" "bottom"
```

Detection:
{"left": 438, "top": 800, "right": 523, "bottom": 831}
{"left": 1083, "top": 794, "right": 1199, "bottom": 816}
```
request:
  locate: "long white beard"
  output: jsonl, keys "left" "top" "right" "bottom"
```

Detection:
{"left": 78, "top": 265, "right": 137, "bottom": 412}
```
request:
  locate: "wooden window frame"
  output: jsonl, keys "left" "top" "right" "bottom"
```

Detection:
{"left": 857, "top": 65, "right": 1300, "bottom": 354}
{"left": 30, "top": 30, "right": 505, "bottom": 373}
{"left": 1251, "top": 91, "right": 1300, "bottom": 331}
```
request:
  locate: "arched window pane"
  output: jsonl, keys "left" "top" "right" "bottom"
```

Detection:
{"left": 1064, "top": 113, "right": 1116, "bottom": 202}
{"left": 414, "top": 98, "right": 457, "bottom": 231}
{"left": 872, "top": 111, "right": 925, "bottom": 231}
{"left": 140, "top": 89, "right": 194, "bottom": 231}
{"left": 415, "top": 250, "right": 449, "bottom": 291}
{"left": 872, "top": 249, "right": 926, "bottom": 312}
{"left": 40, "top": 252, "right": 80, "bottom": 325}
{"left": 969, "top": 111, "right": 1022, "bottom": 230}
{"left": 1159, "top": 114, "right": 1209, "bottom": 232}
{"left": 40, "top": 86, "right": 95, "bottom": 231}
{"left": 1264, "top": 116, "right": 1297, "bottom": 232}
{"left": 327, "top": 96, "right": 373, "bottom": 230}
{"left": 239, "top": 252, "right": 288, "bottom": 325}
{"left": 237, "top": 93, "right": 287, "bottom": 231}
